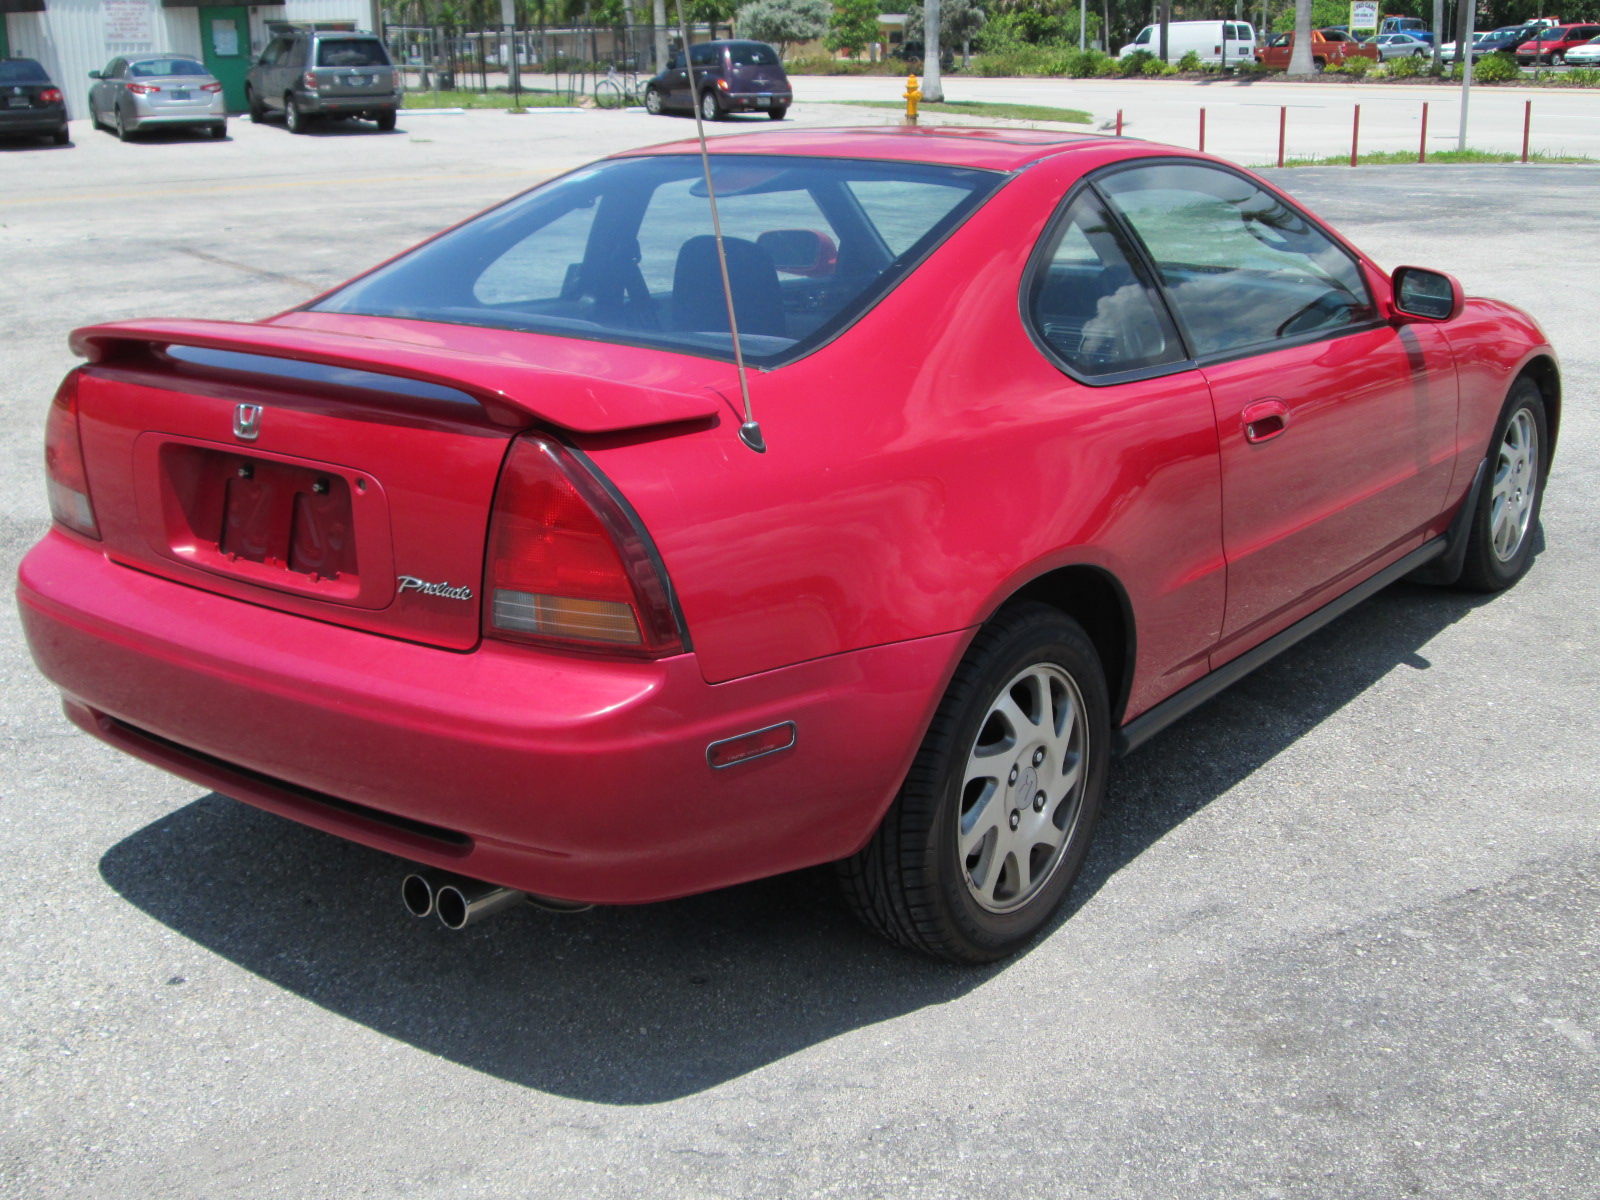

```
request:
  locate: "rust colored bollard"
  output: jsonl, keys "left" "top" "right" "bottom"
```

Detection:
{"left": 1350, "top": 104, "right": 1360, "bottom": 168}
{"left": 1115, "top": 109, "right": 1123, "bottom": 136}
{"left": 1523, "top": 100, "right": 1532, "bottom": 163}
{"left": 1199, "top": 107, "right": 1206, "bottom": 152}
{"left": 1420, "top": 102, "right": 1429, "bottom": 164}
{"left": 1277, "top": 106, "right": 1286, "bottom": 168}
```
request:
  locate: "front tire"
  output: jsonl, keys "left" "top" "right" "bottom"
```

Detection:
{"left": 838, "top": 602, "right": 1109, "bottom": 963}
{"left": 644, "top": 84, "right": 663, "bottom": 115}
{"left": 247, "top": 86, "right": 266, "bottom": 123}
{"left": 699, "top": 89, "right": 723, "bottom": 122}
{"left": 1457, "top": 379, "right": 1547, "bottom": 592}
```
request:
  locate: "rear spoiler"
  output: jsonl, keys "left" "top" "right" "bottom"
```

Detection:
{"left": 68, "top": 319, "right": 723, "bottom": 434}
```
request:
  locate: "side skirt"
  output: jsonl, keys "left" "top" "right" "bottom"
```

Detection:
{"left": 1112, "top": 535, "right": 1448, "bottom": 757}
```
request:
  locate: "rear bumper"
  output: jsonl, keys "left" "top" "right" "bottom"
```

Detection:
{"left": 18, "top": 529, "right": 960, "bottom": 903}
{"left": 300, "top": 93, "right": 398, "bottom": 115}
{"left": 0, "top": 110, "right": 67, "bottom": 135}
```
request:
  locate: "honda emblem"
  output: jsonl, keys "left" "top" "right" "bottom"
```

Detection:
{"left": 233, "top": 403, "right": 263, "bottom": 441}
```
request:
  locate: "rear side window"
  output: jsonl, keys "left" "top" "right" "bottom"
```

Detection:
{"left": 1098, "top": 162, "right": 1375, "bottom": 359}
{"left": 317, "top": 39, "right": 389, "bottom": 67}
{"left": 314, "top": 154, "right": 1003, "bottom": 367}
{"left": 0, "top": 59, "right": 49, "bottom": 84}
{"left": 1025, "top": 190, "right": 1184, "bottom": 378}
{"left": 728, "top": 43, "right": 779, "bottom": 66}
{"left": 689, "top": 44, "right": 719, "bottom": 67}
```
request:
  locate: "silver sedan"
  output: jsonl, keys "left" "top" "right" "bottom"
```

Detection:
{"left": 88, "top": 56, "right": 227, "bottom": 141}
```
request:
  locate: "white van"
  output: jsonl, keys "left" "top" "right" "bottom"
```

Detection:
{"left": 1119, "top": 20, "right": 1257, "bottom": 65}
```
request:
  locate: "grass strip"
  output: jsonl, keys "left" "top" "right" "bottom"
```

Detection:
{"left": 1277, "top": 148, "right": 1596, "bottom": 166}
{"left": 834, "top": 99, "right": 1093, "bottom": 124}
{"left": 402, "top": 90, "right": 580, "bottom": 109}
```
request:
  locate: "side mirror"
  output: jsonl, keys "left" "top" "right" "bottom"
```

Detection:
{"left": 1390, "top": 265, "right": 1463, "bottom": 322}
{"left": 88, "top": 70, "right": 102, "bottom": 79}
{"left": 758, "top": 229, "right": 838, "bottom": 278}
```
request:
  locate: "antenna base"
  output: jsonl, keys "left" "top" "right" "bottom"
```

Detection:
{"left": 738, "top": 421, "right": 767, "bottom": 454}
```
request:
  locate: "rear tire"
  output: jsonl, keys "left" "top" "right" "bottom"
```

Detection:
{"left": 114, "top": 106, "right": 132, "bottom": 142}
{"left": 285, "top": 95, "right": 308, "bottom": 133}
{"left": 375, "top": 108, "right": 397, "bottom": 131}
{"left": 644, "top": 84, "right": 663, "bottom": 115}
{"left": 699, "top": 89, "right": 723, "bottom": 122}
{"left": 209, "top": 121, "right": 227, "bottom": 139}
{"left": 838, "top": 602, "right": 1109, "bottom": 963}
{"left": 1456, "top": 378, "right": 1547, "bottom": 592}
{"left": 52, "top": 127, "right": 70, "bottom": 145}
{"left": 247, "top": 86, "right": 266, "bottom": 123}
{"left": 767, "top": 107, "right": 787, "bottom": 120}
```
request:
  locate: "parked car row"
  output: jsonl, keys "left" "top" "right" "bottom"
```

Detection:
{"left": 1256, "top": 28, "right": 1379, "bottom": 71}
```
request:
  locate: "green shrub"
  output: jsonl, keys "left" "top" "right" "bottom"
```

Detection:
{"left": 1385, "top": 53, "right": 1427, "bottom": 77}
{"left": 1120, "top": 49, "right": 1154, "bottom": 77}
{"left": 1060, "top": 48, "right": 1113, "bottom": 77}
{"left": 1463, "top": 52, "right": 1523, "bottom": 82}
{"left": 1549, "top": 66, "right": 1600, "bottom": 86}
{"left": 1142, "top": 56, "right": 1179, "bottom": 76}
{"left": 1177, "top": 49, "right": 1201, "bottom": 71}
{"left": 1095, "top": 53, "right": 1122, "bottom": 77}
{"left": 1327, "top": 54, "right": 1372, "bottom": 76}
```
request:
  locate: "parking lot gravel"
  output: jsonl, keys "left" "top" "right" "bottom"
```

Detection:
{"left": 1, "top": 104, "right": 1596, "bottom": 1199}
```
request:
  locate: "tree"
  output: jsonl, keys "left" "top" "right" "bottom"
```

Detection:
{"left": 905, "top": 0, "right": 987, "bottom": 66}
{"left": 825, "top": 0, "right": 879, "bottom": 55}
{"left": 736, "top": 0, "right": 829, "bottom": 56}
{"left": 1288, "top": 0, "right": 1314, "bottom": 74}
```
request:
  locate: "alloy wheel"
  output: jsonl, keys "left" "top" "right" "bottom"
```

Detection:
{"left": 958, "top": 663, "right": 1090, "bottom": 914}
{"left": 1490, "top": 407, "right": 1539, "bottom": 562}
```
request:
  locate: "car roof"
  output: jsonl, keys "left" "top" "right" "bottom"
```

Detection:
{"left": 617, "top": 127, "right": 1126, "bottom": 172}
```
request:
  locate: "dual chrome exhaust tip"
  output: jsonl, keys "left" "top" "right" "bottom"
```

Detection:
{"left": 402, "top": 869, "right": 589, "bottom": 930}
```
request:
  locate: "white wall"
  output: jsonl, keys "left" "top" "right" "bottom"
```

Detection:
{"left": 9, "top": 0, "right": 202, "bottom": 120}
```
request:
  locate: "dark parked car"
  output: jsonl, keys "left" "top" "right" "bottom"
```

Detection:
{"left": 244, "top": 29, "right": 400, "bottom": 133}
{"left": 644, "top": 40, "right": 791, "bottom": 121}
{"left": 0, "top": 58, "right": 69, "bottom": 145}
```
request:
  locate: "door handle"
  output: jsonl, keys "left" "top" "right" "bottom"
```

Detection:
{"left": 1242, "top": 398, "right": 1291, "bottom": 443}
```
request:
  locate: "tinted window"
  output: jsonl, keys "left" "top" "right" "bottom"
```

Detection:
{"left": 1026, "top": 190, "right": 1183, "bottom": 378}
{"left": 728, "top": 42, "right": 779, "bottom": 66}
{"left": 1134, "top": 28, "right": 1152, "bottom": 44}
{"left": 0, "top": 59, "right": 49, "bottom": 84}
{"left": 317, "top": 39, "right": 389, "bottom": 67}
{"left": 689, "top": 44, "right": 718, "bottom": 67}
{"left": 1099, "top": 163, "right": 1375, "bottom": 358}
{"left": 313, "top": 155, "right": 1002, "bottom": 366}
{"left": 129, "top": 58, "right": 209, "bottom": 77}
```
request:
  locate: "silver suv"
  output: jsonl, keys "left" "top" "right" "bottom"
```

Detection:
{"left": 245, "top": 29, "right": 400, "bottom": 133}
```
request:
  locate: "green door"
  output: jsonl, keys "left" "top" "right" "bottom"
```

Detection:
{"left": 200, "top": 6, "right": 251, "bottom": 113}
{"left": 0, "top": 19, "right": 10, "bottom": 61}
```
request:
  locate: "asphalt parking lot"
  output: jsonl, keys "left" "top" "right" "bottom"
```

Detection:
{"left": 2, "top": 102, "right": 1597, "bottom": 1199}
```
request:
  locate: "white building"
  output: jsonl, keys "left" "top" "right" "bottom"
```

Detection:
{"left": 4, "top": 0, "right": 383, "bottom": 120}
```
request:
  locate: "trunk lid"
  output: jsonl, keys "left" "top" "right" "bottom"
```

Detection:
{"left": 68, "top": 319, "right": 721, "bottom": 650}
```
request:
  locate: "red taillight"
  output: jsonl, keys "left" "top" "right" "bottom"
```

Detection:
{"left": 41, "top": 87, "right": 63, "bottom": 103}
{"left": 126, "top": 82, "right": 158, "bottom": 95}
{"left": 716, "top": 77, "right": 729, "bottom": 91}
{"left": 44, "top": 373, "right": 99, "bottom": 540}
{"left": 484, "top": 435, "right": 684, "bottom": 656}
{"left": 303, "top": 72, "right": 320, "bottom": 90}
{"left": 201, "top": 81, "right": 224, "bottom": 93}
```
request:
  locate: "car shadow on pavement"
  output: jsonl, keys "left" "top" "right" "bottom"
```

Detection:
{"left": 97, "top": 565, "right": 1518, "bottom": 1104}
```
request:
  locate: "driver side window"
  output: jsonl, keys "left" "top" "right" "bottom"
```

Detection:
{"left": 1097, "top": 163, "right": 1375, "bottom": 358}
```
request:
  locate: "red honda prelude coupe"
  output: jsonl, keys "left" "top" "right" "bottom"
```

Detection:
{"left": 19, "top": 128, "right": 1558, "bottom": 961}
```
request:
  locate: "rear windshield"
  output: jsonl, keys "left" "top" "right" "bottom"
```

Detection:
{"left": 0, "top": 60, "right": 49, "bottom": 84}
{"left": 312, "top": 154, "right": 1003, "bottom": 367}
{"left": 129, "top": 58, "right": 209, "bottom": 77}
{"left": 317, "top": 39, "right": 389, "bottom": 67}
{"left": 728, "top": 42, "right": 780, "bottom": 66}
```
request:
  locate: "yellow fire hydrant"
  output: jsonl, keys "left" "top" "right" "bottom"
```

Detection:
{"left": 904, "top": 74, "right": 921, "bottom": 125}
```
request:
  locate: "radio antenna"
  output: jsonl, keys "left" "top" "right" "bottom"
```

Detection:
{"left": 673, "top": 0, "right": 766, "bottom": 454}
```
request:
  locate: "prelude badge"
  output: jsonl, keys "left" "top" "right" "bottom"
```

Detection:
{"left": 233, "top": 403, "right": 263, "bottom": 441}
{"left": 397, "top": 575, "right": 474, "bottom": 601}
